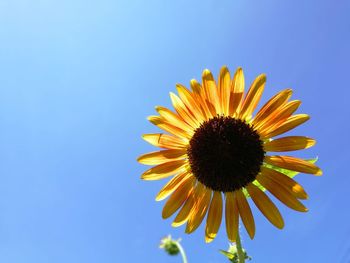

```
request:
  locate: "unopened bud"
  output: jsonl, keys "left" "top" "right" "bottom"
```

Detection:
{"left": 159, "top": 235, "right": 180, "bottom": 256}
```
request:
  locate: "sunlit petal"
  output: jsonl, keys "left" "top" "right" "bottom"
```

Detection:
{"left": 225, "top": 192, "right": 239, "bottom": 242}
{"left": 264, "top": 155, "right": 322, "bottom": 175}
{"left": 162, "top": 176, "right": 195, "bottom": 218}
{"left": 205, "top": 191, "right": 223, "bottom": 243}
{"left": 264, "top": 136, "right": 316, "bottom": 152}
{"left": 246, "top": 183, "right": 284, "bottom": 229}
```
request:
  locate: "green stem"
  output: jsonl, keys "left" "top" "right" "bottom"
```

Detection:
{"left": 175, "top": 241, "right": 188, "bottom": 263}
{"left": 236, "top": 231, "right": 245, "bottom": 263}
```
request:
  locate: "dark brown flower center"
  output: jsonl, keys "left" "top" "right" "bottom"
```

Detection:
{"left": 187, "top": 116, "right": 265, "bottom": 192}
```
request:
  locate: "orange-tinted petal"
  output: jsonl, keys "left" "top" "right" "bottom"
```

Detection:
{"left": 225, "top": 192, "right": 239, "bottom": 242}
{"left": 236, "top": 189, "right": 255, "bottom": 239}
{"left": 137, "top": 149, "right": 187, "bottom": 165}
{"left": 238, "top": 74, "right": 266, "bottom": 120}
{"left": 264, "top": 155, "right": 322, "bottom": 175}
{"left": 190, "top": 79, "right": 212, "bottom": 120}
{"left": 256, "top": 173, "right": 308, "bottom": 212}
{"left": 170, "top": 92, "right": 200, "bottom": 128}
{"left": 257, "top": 100, "right": 301, "bottom": 132}
{"left": 261, "top": 114, "right": 310, "bottom": 139}
{"left": 172, "top": 189, "right": 196, "bottom": 227}
{"left": 229, "top": 68, "right": 244, "bottom": 116}
{"left": 176, "top": 84, "right": 205, "bottom": 123}
{"left": 246, "top": 183, "right": 284, "bottom": 229}
{"left": 156, "top": 171, "right": 192, "bottom": 201}
{"left": 148, "top": 116, "right": 191, "bottom": 139}
{"left": 264, "top": 136, "right": 316, "bottom": 152}
{"left": 202, "top": 69, "right": 221, "bottom": 115}
{"left": 186, "top": 184, "right": 211, "bottom": 233}
{"left": 162, "top": 176, "right": 195, "bottom": 218}
{"left": 205, "top": 191, "right": 223, "bottom": 243}
{"left": 252, "top": 89, "right": 292, "bottom": 127}
{"left": 218, "top": 66, "right": 231, "bottom": 115}
{"left": 156, "top": 106, "right": 194, "bottom": 133}
{"left": 141, "top": 160, "right": 187, "bottom": 180}
{"left": 260, "top": 166, "right": 308, "bottom": 199}
{"left": 142, "top": 133, "right": 188, "bottom": 149}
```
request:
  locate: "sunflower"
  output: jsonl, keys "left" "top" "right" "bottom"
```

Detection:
{"left": 138, "top": 66, "right": 322, "bottom": 243}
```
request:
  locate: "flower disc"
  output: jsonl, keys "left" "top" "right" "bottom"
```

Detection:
{"left": 188, "top": 116, "right": 265, "bottom": 192}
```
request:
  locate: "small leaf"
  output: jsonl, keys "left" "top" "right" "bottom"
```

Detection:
{"left": 219, "top": 249, "right": 236, "bottom": 260}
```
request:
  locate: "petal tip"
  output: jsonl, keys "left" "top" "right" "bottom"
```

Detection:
{"left": 277, "top": 221, "right": 285, "bottom": 229}
{"left": 220, "top": 65, "right": 228, "bottom": 71}
{"left": 162, "top": 211, "right": 171, "bottom": 219}
{"left": 202, "top": 68, "right": 211, "bottom": 75}
{"left": 171, "top": 221, "right": 182, "bottom": 227}
{"left": 315, "top": 169, "right": 323, "bottom": 176}
{"left": 155, "top": 194, "right": 163, "bottom": 201}
{"left": 147, "top": 115, "right": 158, "bottom": 123}
{"left": 227, "top": 237, "right": 236, "bottom": 243}
{"left": 205, "top": 236, "right": 214, "bottom": 243}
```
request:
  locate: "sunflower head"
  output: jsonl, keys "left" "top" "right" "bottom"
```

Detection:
{"left": 138, "top": 66, "right": 322, "bottom": 243}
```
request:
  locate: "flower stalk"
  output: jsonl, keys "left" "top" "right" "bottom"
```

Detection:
{"left": 236, "top": 232, "right": 245, "bottom": 263}
{"left": 174, "top": 240, "right": 188, "bottom": 263}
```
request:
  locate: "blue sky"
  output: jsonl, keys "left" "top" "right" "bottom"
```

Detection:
{"left": 0, "top": 0, "right": 349, "bottom": 262}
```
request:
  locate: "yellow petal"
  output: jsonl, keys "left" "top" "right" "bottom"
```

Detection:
{"left": 202, "top": 69, "right": 221, "bottom": 115}
{"left": 142, "top": 133, "right": 188, "bottom": 149}
{"left": 170, "top": 92, "right": 200, "bottom": 128}
{"left": 185, "top": 184, "right": 211, "bottom": 234}
{"left": 229, "top": 67, "right": 245, "bottom": 116}
{"left": 172, "top": 189, "right": 196, "bottom": 227}
{"left": 264, "top": 155, "right": 322, "bottom": 175}
{"left": 176, "top": 84, "right": 205, "bottom": 123}
{"left": 156, "top": 171, "right": 192, "bottom": 201}
{"left": 148, "top": 116, "right": 191, "bottom": 139}
{"left": 190, "top": 79, "right": 213, "bottom": 120}
{"left": 225, "top": 192, "right": 239, "bottom": 242}
{"left": 137, "top": 149, "right": 187, "bottom": 165}
{"left": 162, "top": 176, "right": 195, "bottom": 218}
{"left": 256, "top": 174, "right": 308, "bottom": 212}
{"left": 238, "top": 74, "right": 266, "bottom": 121}
{"left": 205, "top": 191, "right": 223, "bottom": 243}
{"left": 156, "top": 106, "right": 194, "bottom": 133}
{"left": 141, "top": 160, "right": 187, "bottom": 180}
{"left": 252, "top": 89, "right": 292, "bottom": 127}
{"left": 176, "top": 84, "right": 206, "bottom": 123}
{"left": 264, "top": 136, "right": 316, "bottom": 152}
{"left": 218, "top": 66, "right": 231, "bottom": 115}
{"left": 236, "top": 189, "right": 255, "bottom": 239}
{"left": 190, "top": 78, "right": 202, "bottom": 94}
{"left": 261, "top": 114, "right": 310, "bottom": 139}
{"left": 246, "top": 183, "right": 284, "bottom": 229}
{"left": 257, "top": 100, "right": 301, "bottom": 132}
{"left": 260, "top": 166, "right": 308, "bottom": 200}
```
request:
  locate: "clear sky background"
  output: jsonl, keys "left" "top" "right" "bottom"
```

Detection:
{"left": 0, "top": 1, "right": 349, "bottom": 262}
